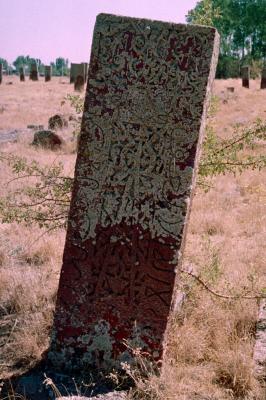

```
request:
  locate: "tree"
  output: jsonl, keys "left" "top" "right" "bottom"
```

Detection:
{"left": 0, "top": 57, "right": 8, "bottom": 70}
{"left": 13, "top": 55, "right": 27, "bottom": 68}
{"left": 186, "top": 0, "right": 221, "bottom": 26}
{"left": 9, "top": 55, "right": 70, "bottom": 76}
{"left": 187, "top": 0, "right": 266, "bottom": 68}
{"left": 54, "top": 57, "right": 69, "bottom": 76}
{"left": 12, "top": 56, "right": 43, "bottom": 74}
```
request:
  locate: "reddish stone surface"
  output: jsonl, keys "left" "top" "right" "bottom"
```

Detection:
{"left": 49, "top": 13, "right": 219, "bottom": 372}
{"left": 54, "top": 222, "right": 177, "bottom": 358}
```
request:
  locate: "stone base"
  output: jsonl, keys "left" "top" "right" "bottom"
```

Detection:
{"left": 2, "top": 361, "right": 129, "bottom": 400}
{"left": 59, "top": 394, "right": 126, "bottom": 400}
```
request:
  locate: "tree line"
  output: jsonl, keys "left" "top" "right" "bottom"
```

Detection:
{"left": 0, "top": 56, "right": 69, "bottom": 76}
{"left": 187, "top": 0, "right": 266, "bottom": 78}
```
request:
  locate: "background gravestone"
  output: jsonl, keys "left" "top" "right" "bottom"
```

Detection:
{"left": 241, "top": 65, "right": 250, "bottom": 88}
{"left": 74, "top": 64, "right": 86, "bottom": 91}
{"left": 29, "top": 61, "right": 38, "bottom": 81}
{"left": 0, "top": 63, "right": 2, "bottom": 84}
{"left": 45, "top": 65, "right": 52, "bottom": 82}
{"left": 19, "top": 66, "right": 25, "bottom": 81}
{"left": 70, "top": 63, "right": 80, "bottom": 83}
{"left": 49, "top": 13, "right": 219, "bottom": 372}
{"left": 82, "top": 62, "right": 89, "bottom": 81}
{"left": 261, "top": 65, "right": 266, "bottom": 89}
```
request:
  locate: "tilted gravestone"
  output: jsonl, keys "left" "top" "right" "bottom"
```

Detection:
{"left": 0, "top": 63, "right": 2, "bottom": 84}
{"left": 261, "top": 65, "right": 266, "bottom": 89}
{"left": 45, "top": 65, "right": 52, "bottom": 82}
{"left": 19, "top": 66, "right": 25, "bottom": 82}
{"left": 70, "top": 63, "right": 80, "bottom": 83}
{"left": 29, "top": 61, "right": 38, "bottom": 81}
{"left": 74, "top": 64, "right": 85, "bottom": 91}
{"left": 241, "top": 65, "right": 250, "bottom": 88}
{"left": 49, "top": 13, "right": 219, "bottom": 372}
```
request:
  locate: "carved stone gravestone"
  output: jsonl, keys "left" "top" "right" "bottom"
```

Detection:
{"left": 45, "top": 65, "right": 52, "bottom": 82}
{"left": 74, "top": 64, "right": 85, "bottom": 91}
{"left": 19, "top": 66, "right": 25, "bottom": 81}
{"left": 70, "top": 63, "right": 80, "bottom": 83}
{"left": 30, "top": 61, "right": 38, "bottom": 81}
{"left": 0, "top": 63, "right": 2, "bottom": 84}
{"left": 241, "top": 65, "right": 250, "bottom": 88}
{"left": 261, "top": 65, "right": 266, "bottom": 90}
{"left": 49, "top": 13, "right": 219, "bottom": 372}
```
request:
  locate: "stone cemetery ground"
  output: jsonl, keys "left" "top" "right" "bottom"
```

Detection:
{"left": 0, "top": 76, "right": 265, "bottom": 399}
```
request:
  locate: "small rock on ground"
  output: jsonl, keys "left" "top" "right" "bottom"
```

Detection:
{"left": 31, "top": 130, "right": 63, "bottom": 150}
{"left": 48, "top": 114, "right": 68, "bottom": 130}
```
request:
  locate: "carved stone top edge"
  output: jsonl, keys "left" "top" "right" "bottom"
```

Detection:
{"left": 96, "top": 12, "right": 219, "bottom": 34}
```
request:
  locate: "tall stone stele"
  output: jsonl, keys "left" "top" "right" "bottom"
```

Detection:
{"left": 45, "top": 65, "right": 52, "bottom": 82}
{"left": 49, "top": 13, "right": 220, "bottom": 373}
{"left": 74, "top": 64, "right": 85, "bottom": 91}
{"left": 19, "top": 66, "right": 25, "bottom": 82}
{"left": 241, "top": 65, "right": 250, "bottom": 88}
{"left": 261, "top": 64, "right": 266, "bottom": 89}
{"left": 29, "top": 61, "right": 38, "bottom": 81}
{"left": 0, "top": 63, "right": 3, "bottom": 84}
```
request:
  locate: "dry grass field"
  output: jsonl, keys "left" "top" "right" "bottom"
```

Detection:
{"left": 0, "top": 76, "right": 265, "bottom": 399}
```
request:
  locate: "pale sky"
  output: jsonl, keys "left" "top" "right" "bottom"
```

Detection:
{"left": 0, "top": 0, "right": 199, "bottom": 65}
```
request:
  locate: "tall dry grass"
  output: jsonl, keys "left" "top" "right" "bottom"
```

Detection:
{"left": 0, "top": 77, "right": 265, "bottom": 399}
{"left": 0, "top": 76, "right": 73, "bottom": 130}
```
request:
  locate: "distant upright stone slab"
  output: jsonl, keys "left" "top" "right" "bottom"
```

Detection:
{"left": 241, "top": 65, "right": 250, "bottom": 88}
{"left": 261, "top": 66, "right": 266, "bottom": 89}
{"left": 70, "top": 63, "right": 80, "bottom": 83}
{"left": 82, "top": 62, "right": 89, "bottom": 81}
{"left": 30, "top": 61, "right": 38, "bottom": 81}
{"left": 0, "top": 63, "right": 2, "bottom": 84}
{"left": 19, "top": 66, "right": 25, "bottom": 81}
{"left": 74, "top": 75, "right": 85, "bottom": 91}
{"left": 50, "top": 13, "right": 219, "bottom": 372}
{"left": 74, "top": 64, "right": 85, "bottom": 91}
{"left": 45, "top": 65, "right": 52, "bottom": 82}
